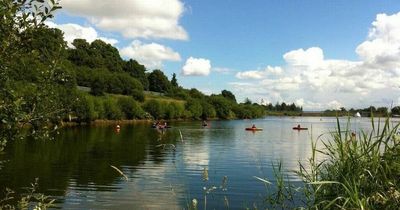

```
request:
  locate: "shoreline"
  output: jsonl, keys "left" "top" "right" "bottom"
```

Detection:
{"left": 59, "top": 114, "right": 399, "bottom": 128}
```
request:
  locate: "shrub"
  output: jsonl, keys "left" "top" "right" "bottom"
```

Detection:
{"left": 131, "top": 89, "right": 145, "bottom": 102}
{"left": 73, "top": 93, "right": 96, "bottom": 123}
{"left": 143, "top": 100, "right": 165, "bottom": 119}
{"left": 186, "top": 99, "right": 203, "bottom": 119}
{"left": 103, "top": 98, "right": 123, "bottom": 120}
{"left": 117, "top": 97, "right": 145, "bottom": 119}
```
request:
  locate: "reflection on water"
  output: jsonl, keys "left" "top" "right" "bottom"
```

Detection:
{"left": 0, "top": 117, "right": 396, "bottom": 209}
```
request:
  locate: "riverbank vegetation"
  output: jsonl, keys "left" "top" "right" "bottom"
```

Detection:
{"left": 256, "top": 117, "right": 400, "bottom": 209}
{"left": 0, "top": 0, "right": 304, "bottom": 131}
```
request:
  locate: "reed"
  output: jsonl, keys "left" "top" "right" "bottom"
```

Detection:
{"left": 292, "top": 117, "right": 400, "bottom": 209}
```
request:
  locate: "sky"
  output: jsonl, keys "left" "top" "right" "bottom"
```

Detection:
{"left": 49, "top": 0, "right": 400, "bottom": 110}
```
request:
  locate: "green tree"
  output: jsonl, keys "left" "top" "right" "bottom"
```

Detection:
{"left": 143, "top": 100, "right": 165, "bottom": 119}
{"left": 0, "top": 0, "right": 66, "bottom": 151}
{"left": 189, "top": 88, "right": 205, "bottom": 99}
{"left": 73, "top": 93, "right": 96, "bottom": 123}
{"left": 208, "top": 95, "right": 233, "bottom": 119}
{"left": 221, "top": 90, "right": 236, "bottom": 103}
{"left": 124, "top": 59, "right": 149, "bottom": 90}
{"left": 201, "top": 102, "right": 216, "bottom": 119}
{"left": 391, "top": 106, "right": 400, "bottom": 115}
{"left": 117, "top": 97, "right": 145, "bottom": 119}
{"left": 186, "top": 99, "right": 203, "bottom": 119}
{"left": 148, "top": 69, "right": 171, "bottom": 93}
{"left": 171, "top": 73, "right": 178, "bottom": 87}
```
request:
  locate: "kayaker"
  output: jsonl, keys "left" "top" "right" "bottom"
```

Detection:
{"left": 252, "top": 124, "right": 256, "bottom": 128}
{"left": 297, "top": 124, "right": 301, "bottom": 129}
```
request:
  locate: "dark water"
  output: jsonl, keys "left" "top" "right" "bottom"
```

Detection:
{"left": 0, "top": 117, "right": 395, "bottom": 209}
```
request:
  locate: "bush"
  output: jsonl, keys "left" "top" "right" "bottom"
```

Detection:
{"left": 208, "top": 95, "right": 233, "bottom": 119}
{"left": 131, "top": 89, "right": 145, "bottom": 102}
{"left": 143, "top": 100, "right": 165, "bottom": 119}
{"left": 73, "top": 93, "right": 96, "bottom": 123}
{"left": 93, "top": 97, "right": 105, "bottom": 119}
{"left": 201, "top": 102, "right": 216, "bottom": 119}
{"left": 103, "top": 98, "right": 123, "bottom": 120}
{"left": 165, "top": 102, "right": 185, "bottom": 119}
{"left": 186, "top": 99, "right": 203, "bottom": 119}
{"left": 117, "top": 97, "right": 145, "bottom": 119}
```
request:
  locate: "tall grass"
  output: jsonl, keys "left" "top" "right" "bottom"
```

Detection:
{"left": 289, "top": 117, "right": 400, "bottom": 209}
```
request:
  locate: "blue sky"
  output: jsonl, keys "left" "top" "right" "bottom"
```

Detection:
{"left": 51, "top": 0, "right": 400, "bottom": 110}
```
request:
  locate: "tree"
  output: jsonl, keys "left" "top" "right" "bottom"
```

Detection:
{"left": 148, "top": 70, "right": 171, "bottom": 93}
{"left": 171, "top": 73, "right": 178, "bottom": 87}
{"left": 221, "top": 90, "right": 236, "bottom": 103}
{"left": 208, "top": 95, "right": 233, "bottom": 119}
{"left": 143, "top": 100, "right": 165, "bottom": 119}
{"left": 391, "top": 106, "right": 400, "bottom": 115}
{"left": 124, "top": 59, "right": 149, "bottom": 90}
{"left": 189, "top": 88, "right": 205, "bottom": 99}
{"left": 244, "top": 98, "right": 252, "bottom": 105}
{"left": 377, "top": 107, "right": 388, "bottom": 115}
{"left": 1, "top": 0, "right": 66, "bottom": 152}
{"left": 186, "top": 99, "right": 203, "bottom": 119}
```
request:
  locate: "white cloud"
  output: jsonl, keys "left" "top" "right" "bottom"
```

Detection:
{"left": 61, "top": 0, "right": 188, "bottom": 40}
{"left": 212, "top": 67, "right": 233, "bottom": 74}
{"left": 182, "top": 57, "right": 211, "bottom": 76}
{"left": 231, "top": 12, "right": 400, "bottom": 110}
{"left": 120, "top": 40, "right": 181, "bottom": 69}
{"left": 235, "top": 65, "right": 283, "bottom": 79}
{"left": 236, "top": 70, "right": 266, "bottom": 79}
{"left": 46, "top": 21, "right": 118, "bottom": 47}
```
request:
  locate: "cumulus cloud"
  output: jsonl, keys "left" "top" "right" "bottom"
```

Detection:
{"left": 232, "top": 12, "right": 400, "bottom": 110}
{"left": 182, "top": 57, "right": 211, "bottom": 76}
{"left": 120, "top": 40, "right": 181, "bottom": 69}
{"left": 212, "top": 67, "right": 233, "bottom": 74}
{"left": 235, "top": 65, "right": 283, "bottom": 79}
{"left": 61, "top": 0, "right": 188, "bottom": 40}
{"left": 46, "top": 21, "right": 118, "bottom": 47}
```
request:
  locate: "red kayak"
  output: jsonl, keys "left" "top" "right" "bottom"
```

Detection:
{"left": 293, "top": 127, "right": 308, "bottom": 130}
{"left": 245, "top": 128, "right": 263, "bottom": 131}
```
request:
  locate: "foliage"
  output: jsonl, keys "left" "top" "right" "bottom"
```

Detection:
{"left": 72, "top": 92, "right": 96, "bottom": 123}
{"left": 124, "top": 59, "right": 149, "bottom": 90}
{"left": 0, "top": 178, "right": 55, "bottom": 210}
{"left": 0, "top": 0, "right": 68, "bottom": 151}
{"left": 299, "top": 118, "right": 400, "bottom": 209}
{"left": 131, "top": 89, "right": 145, "bottom": 102}
{"left": 165, "top": 102, "right": 185, "bottom": 119}
{"left": 147, "top": 69, "right": 171, "bottom": 93}
{"left": 143, "top": 100, "right": 165, "bottom": 119}
{"left": 117, "top": 97, "right": 145, "bottom": 119}
{"left": 170, "top": 73, "right": 178, "bottom": 87}
{"left": 392, "top": 106, "right": 400, "bottom": 115}
{"left": 200, "top": 101, "right": 216, "bottom": 120}
{"left": 221, "top": 90, "right": 236, "bottom": 103}
{"left": 259, "top": 117, "right": 400, "bottom": 209}
{"left": 103, "top": 97, "right": 123, "bottom": 120}
{"left": 186, "top": 99, "right": 203, "bottom": 119}
{"left": 208, "top": 95, "right": 233, "bottom": 119}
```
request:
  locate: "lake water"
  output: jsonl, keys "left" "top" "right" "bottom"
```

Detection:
{"left": 0, "top": 117, "right": 397, "bottom": 209}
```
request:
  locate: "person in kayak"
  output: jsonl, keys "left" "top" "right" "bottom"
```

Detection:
{"left": 252, "top": 124, "right": 256, "bottom": 128}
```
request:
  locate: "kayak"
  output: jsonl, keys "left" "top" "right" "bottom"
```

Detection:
{"left": 152, "top": 125, "right": 172, "bottom": 129}
{"left": 245, "top": 128, "right": 263, "bottom": 131}
{"left": 293, "top": 127, "right": 308, "bottom": 130}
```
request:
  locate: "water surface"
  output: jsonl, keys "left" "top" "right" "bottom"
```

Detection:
{"left": 0, "top": 117, "right": 395, "bottom": 209}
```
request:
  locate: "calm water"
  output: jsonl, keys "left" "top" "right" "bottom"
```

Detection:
{"left": 0, "top": 117, "right": 396, "bottom": 209}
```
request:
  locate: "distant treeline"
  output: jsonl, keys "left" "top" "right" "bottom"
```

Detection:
{"left": 324, "top": 106, "right": 400, "bottom": 117}
{"left": 3, "top": 24, "right": 303, "bottom": 123}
